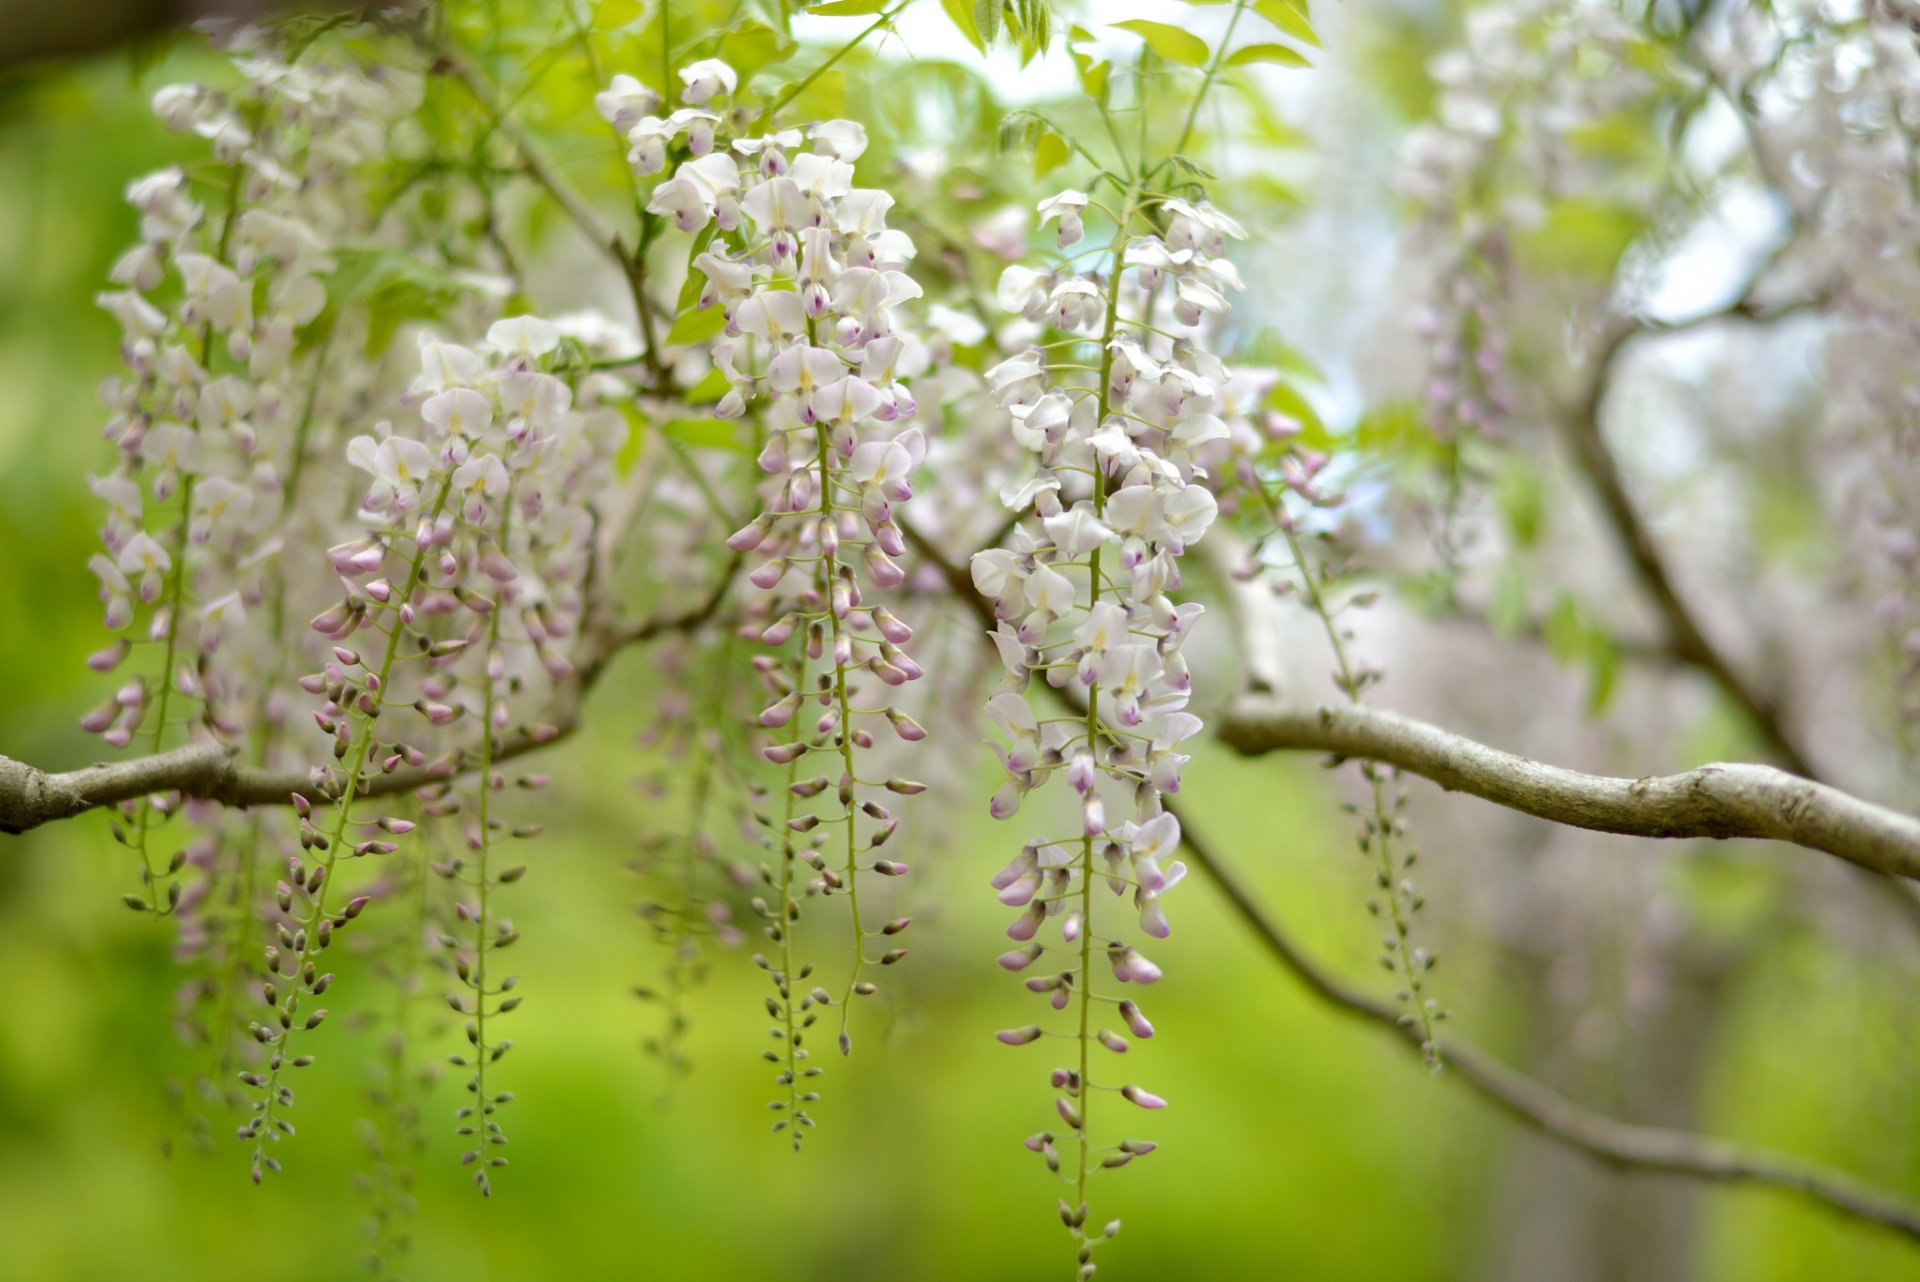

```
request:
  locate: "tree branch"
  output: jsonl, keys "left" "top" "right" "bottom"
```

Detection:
{"left": 1174, "top": 808, "right": 1920, "bottom": 1244}
{"left": 904, "top": 515, "right": 1920, "bottom": 1239}
{"left": 1217, "top": 695, "right": 1920, "bottom": 882}
{"left": 1565, "top": 304, "right": 1821, "bottom": 780}
{"left": 0, "top": 570, "right": 737, "bottom": 837}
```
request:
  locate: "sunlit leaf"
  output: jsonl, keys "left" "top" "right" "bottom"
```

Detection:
{"left": 1226, "top": 42, "right": 1311, "bottom": 69}
{"left": 1111, "top": 19, "right": 1210, "bottom": 67}
{"left": 1033, "top": 130, "right": 1069, "bottom": 178}
{"left": 1254, "top": 0, "right": 1319, "bottom": 48}
{"left": 661, "top": 417, "right": 752, "bottom": 454}
{"left": 942, "top": 0, "right": 987, "bottom": 53}
{"left": 666, "top": 307, "right": 726, "bottom": 345}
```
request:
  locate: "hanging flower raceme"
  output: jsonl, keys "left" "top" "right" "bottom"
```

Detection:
{"left": 86, "top": 36, "right": 420, "bottom": 929}
{"left": 603, "top": 60, "right": 931, "bottom": 1124}
{"left": 974, "top": 187, "right": 1238, "bottom": 1276}
{"left": 240, "top": 317, "right": 620, "bottom": 1188}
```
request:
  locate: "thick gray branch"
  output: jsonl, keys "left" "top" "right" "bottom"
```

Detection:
{"left": 0, "top": 722, "right": 571, "bottom": 836}
{"left": 1218, "top": 696, "right": 1920, "bottom": 882}
{"left": 0, "top": 572, "right": 735, "bottom": 837}
{"left": 1175, "top": 804, "right": 1920, "bottom": 1243}
{"left": 902, "top": 517, "right": 1920, "bottom": 1236}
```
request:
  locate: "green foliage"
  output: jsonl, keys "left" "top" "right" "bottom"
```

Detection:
{"left": 1513, "top": 198, "right": 1647, "bottom": 278}
{"left": 1227, "top": 43, "right": 1313, "bottom": 69}
{"left": 1111, "top": 19, "right": 1211, "bottom": 68}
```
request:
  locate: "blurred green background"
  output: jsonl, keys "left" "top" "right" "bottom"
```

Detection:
{"left": 3, "top": 14, "right": 1920, "bottom": 1282}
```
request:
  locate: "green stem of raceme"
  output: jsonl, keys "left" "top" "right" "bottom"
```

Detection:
{"left": 660, "top": 710, "right": 717, "bottom": 1079}
{"left": 812, "top": 421, "right": 867, "bottom": 1051}
{"left": 465, "top": 499, "right": 510, "bottom": 1195}
{"left": 131, "top": 470, "right": 198, "bottom": 915}
{"left": 130, "top": 148, "right": 247, "bottom": 915}
{"left": 1171, "top": 0, "right": 1251, "bottom": 164}
{"left": 774, "top": 681, "right": 807, "bottom": 1148}
{"left": 761, "top": 2, "right": 910, "bottom": 126}
{"left": 1255, "top": 485, "right": 1440, "bottom": 1066}
{"left": 206, "top": 320, "right": 335, "bottom": 1083}
{"left": 1069, "top": 184, "right": 1139, "bottom": 1243}
{"left": 248, "top": 478, "right": 454, "bottom": 1180}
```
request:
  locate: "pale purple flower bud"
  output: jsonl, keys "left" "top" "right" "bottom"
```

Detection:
{"left": 871, "top": 606, "right": 913, "bottom": 643}
{"left": 87, "top": 640, "right": 131, "bottom": 672}
{"left": 1119, "top": 1000, "right": 1154, "bottom": 1039}
{"left": 1110, "top": 946, "right": 1162, "bottom": 984}
{"left": 1121, "top": 1084, "right": 1167, "bottom": 1110}
{"left": 991, "top": 848, "right": 1037, "bottom": 891}
{"left": 1066, "top": 748, "right": 1095, "bottom": 796}
{"left": 998, "top": 944, "right": 1044, "bottom": 971}
{"left": 864, "top": 543, "right": 904, "bottom": 587}
{"left": 728, "top": 515, "right": 772, "bottom": 551}
{"left": 998, "top": 868, "right": 1043, "bottom": 908}
{"left": 884, "top": 708, "right": 925, "bottom": 741}
{"left": 1006, "top": 904, "right": 1044, "bottom": 941}
{"left": 997, "top": 1025, "right": 1043, "bottom": 1046}
{"left": 1082, "top": 795, "right": 1105, "bottom": 836}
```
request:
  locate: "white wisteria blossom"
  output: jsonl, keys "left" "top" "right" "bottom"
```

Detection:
{"left": 976, "top": 184, "right": 1243, "bottom": 1265}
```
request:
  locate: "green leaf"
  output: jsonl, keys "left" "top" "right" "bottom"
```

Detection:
{"left": 1243, "top": 330, "right": 1324, "bottom": 383}
{"left": 1111, "top": 19, "right": 1210, "bottom": 67}
{"left": 1542, "top": 595, "right": 1585, "bottom": 665}
{"left": 666, "top": 307, "right": 726, "bottom": 345}
{"left": 1514, "top": 199, "right": 1644, "bottom": 278}
{"left": 942, "top": 0, "right": 987, "bottom": 52}
{"left": 310, "top": 248, "right": 479, "bottom": 357}
{"left": 717, "top": 20, "right": 793, "bottom": 81}
{"left": 673, "top": 225, "right": 718, "bottom": 317}
{"left": 683, "top": 367, "right": 732, "bottom": 405}
{"left": 1493, "top": 456, "right": 1544, "bottom": 551}
{"left": 810, "top": 0, "right": 890, "bottom": 12}
{"left": 975, "top": 0, "right": 1001, "bottom": 45}
{"left": 1487, "top": 567, "right": 1530, "bottom": 639}
{"left": 1263, "top": 379, "right": 1324, "bottom": 439}
{"left": 1226, "top": 42, "right": 1311, "bottom": 68}
{"left": 1584, "top": 632, "right": 1619, "bottom": 716}
{"left": 1033, "top": 130, "right": 1069, "bottom": 179}
{"left": 1166, "top": 154, "right": 1217, "bottom": 180}
{"left": 1253, "top": 0, "right": 1319, "bottom": 48}
{"left": 662, "top": 417, "right": 751, "bottom": 454}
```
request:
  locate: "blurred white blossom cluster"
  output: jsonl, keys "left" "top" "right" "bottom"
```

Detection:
{"left": 1398, "top": 0, "right": 1682, "bottom": 443}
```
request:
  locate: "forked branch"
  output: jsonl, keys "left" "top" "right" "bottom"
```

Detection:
{"left": 905, "top": 517, "right": 1920, "bottom": 1239}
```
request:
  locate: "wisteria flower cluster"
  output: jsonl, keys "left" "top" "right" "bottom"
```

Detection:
{"left": 242, "top": 319, "right": 622, "bottom": 1189}
{"left": 974, "top": 189, "right": 1240, "bottom": 1274}
{"left": 87, "top": 47, "right": 421, "bottom": 916}
{"left": 600, "top": 59, "right": 931, "bottom": 1128}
